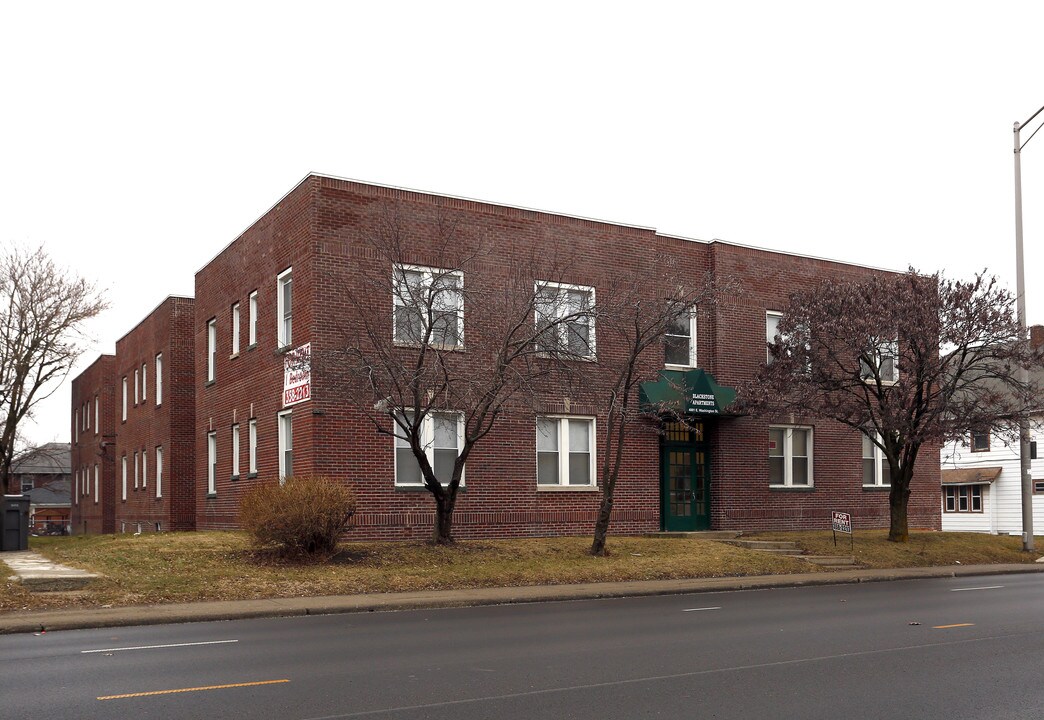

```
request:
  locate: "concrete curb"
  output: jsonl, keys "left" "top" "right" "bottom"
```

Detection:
{"left": 3, "top": 563, "right": 1044, "bottom": 635}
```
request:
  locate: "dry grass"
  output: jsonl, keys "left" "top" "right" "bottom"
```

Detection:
{"left": 2, "top": 530, "right": 1040, "bottom": 614}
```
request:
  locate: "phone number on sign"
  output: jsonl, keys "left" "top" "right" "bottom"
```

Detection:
{"left": 284, "top": 386, "right": 310, "bottom": 405}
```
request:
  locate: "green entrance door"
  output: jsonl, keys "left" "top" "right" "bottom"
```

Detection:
{"left": 661, "top": 422, "right": 710, "bottom": 531}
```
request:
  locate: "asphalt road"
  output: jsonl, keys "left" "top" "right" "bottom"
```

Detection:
{"left": 3, "top": 573, "right": 1043, "bottom": 719}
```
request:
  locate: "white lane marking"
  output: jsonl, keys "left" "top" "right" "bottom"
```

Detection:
{"left": 950, "top": 586, "right": 1004, "bottom": 592}
{"left": 682, "top": 607, "right": 721, "bottom": 612}
{"left": 82, "top": 639, "right": 239, "bottom": 654}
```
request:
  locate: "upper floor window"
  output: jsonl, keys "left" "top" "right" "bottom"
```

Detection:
{"left": 94, "top": 396, "right": 99, "bottom": 432}
{"left": 134, "top": 368, "right": 140, "bottom": 405}
{"left": 769, "top": 426, "right": 812, "bottom": 487}
{"left": 231, "top": 302, "right": 241, "bottom": 355}
{"left": 277, "top": 268, "right": 293, "bottom": 348}
{"left": 393, "top": 410, "right": 464, "bottom": 486}
{"left": 971, "top": 430, "right": 990, "bottom": 453}
{"left": 765, "top": 311, "right": 783, "bottom": 363}
{"left": 860, "top": 340, "right": 898, "bottom": 384}
{"left": 393, "top": 265, "right": 463, "bottom": 348}
{"left": 248, "top": 290, "right": 258, "bottom": 347}
{"left": 141, "top": 362, "right": 147, "bottom": 401}
{"left": 665, "top": 313, "right": 697, "bottom": 367}
{"left": 74, "top": 410, "right": 79, "bottom": 442}
{"left": 207, "top": 318, "right": 217, "bottom": 382}
{"left": 537, "top": 416, "right": 596, "bottom": 487}
{"left": 155, "top": 353, "right": 163, "bottom": 405}
{"left": 535, "top": 281, "right": 595, "bottom": 359}
{"left": 861, "top": 432, "right": 891, "bottom": 487}
{"left": 121, "top": 377, "right": 128, "bottom": 421}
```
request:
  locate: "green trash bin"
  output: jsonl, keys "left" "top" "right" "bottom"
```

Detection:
{"left": 1, "top": 494, "right": 30, "bottom": 551}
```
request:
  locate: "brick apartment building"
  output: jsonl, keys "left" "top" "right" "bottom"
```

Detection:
{"left": 70, "top": 355, "right": 116, "bottom": 534}
{"left": 190, "top": 175, "right": 940, "bottom": 538}
{"left": 70, "top": 297, "right": 196, "bottom": 534}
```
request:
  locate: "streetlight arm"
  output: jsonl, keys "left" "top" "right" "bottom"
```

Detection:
{"left": 1020, "top": 103, "right": 1044, "bottom": 131}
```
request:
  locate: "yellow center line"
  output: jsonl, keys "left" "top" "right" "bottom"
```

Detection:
{"left": 98, "top": 678, "right": 289, "bottom": 701}
{"left": 933, "top": 623, "right": 975, "bottom": 629}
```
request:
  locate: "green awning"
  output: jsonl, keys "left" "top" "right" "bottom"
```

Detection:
{"left": 639, "top": 369, "right": 738, "bottom": 416}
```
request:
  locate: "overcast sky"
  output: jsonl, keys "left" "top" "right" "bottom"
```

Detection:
{"left": 4, "top": 1, "right": 1044, "bottom": 446}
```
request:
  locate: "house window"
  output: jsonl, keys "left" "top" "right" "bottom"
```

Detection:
{"left": 970, "top": 431, "right": 990, "bottom": 453}
{"left": 155, "top": 446, "right": 163, "bottom": 499}
{"left": 536, "top": 416, "right": 596, "bottom": 487}
{"left": 207, "top": 432, "right": 217, "bottom": 495}
{"left": 393, "top": 265, "right": 463, "bottom": 347}
{"left": 133, "top": 451, "right": 139, "bottom": 489}
{"left": 155, "top": 353, "right": 163, "bottom": 405}
{"left": 766, "top": 311, "right": 783, "bottom": 363}
{"left": 231, "top": 424, "right": 240, "bottom": 479}
{"left": 141, "top": 448, "right": 147, "bottom": 489}
{"left": 134, "top": 368, "right": 140, "bottom": 405}
{"left": 944, "top": 485, "right": 983, "bottom": 512}
{"left": 860, "top": 340, "right": 898, "bottom": 384}
{"left": 1031, "top": 441, "right": 1037, "bottom": 460}
{"left": 665, "top": 313, "right": 697, "bottom": 367}
{"left": 278, "top": 410, "right": 293, "bottom": 482}
{"left": 207, "top": 319, "right": 217, "bottom": 382}
{"left": 248, "top": 290, "right": 258, "bottom": 347}
{"left": 248, "top": 418, "right": 258, "bottom": 475}
{"left": 769, "top": 426, "right": 813, "bottom": 487}
{"left": 94, "top": 396, "right": 99, "bottom": 432}
{"left": 85, "top": 401, "right": 89, "bottom": 430}
{"left": 21, "top": 479, "right": 33, "bottom": 493}
{"left": 861, "top": 432, "right": 891, "bottom": 487}
{"left": 121, "top": 455, "right": 127, "bottom": 501}
{"left": 535, "top": 281, "right": 596, "bottom": 358}
{"left": 94, "top": 464, "right": 99, "bottom": 504}
{"left": 1034, "top": 480, "right": 1044, "bottom": 494}
{"left": 74, "top": 410, "right": 78, "bottom": 442}
{"left": 122, "top": 377, "right": 128, "bottom": 420}
{"left": 231, "top": 302, "right": 241, "bottom": 355}
{"left": 394, "top": 411, "right": 464, "bottom": 486}
{"left": 277, "top": 268, "right": 293, "bottom": 348}
{"left": 141, "top": 362, "right": 147, "bottom": 401}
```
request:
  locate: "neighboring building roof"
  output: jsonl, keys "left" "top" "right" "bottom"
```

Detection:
{"left": 941, "top": 467, "right": 1003, "bottom": 486}
{"left": 27, "top": 480, "right": 71, "bottom": 506}
{"left": 11, "top": 443, "right": 72, "bottom": 475}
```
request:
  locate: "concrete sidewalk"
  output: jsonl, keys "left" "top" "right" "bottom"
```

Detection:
{"left": 3, "top": 561, "right": 1044, "bottom": 635}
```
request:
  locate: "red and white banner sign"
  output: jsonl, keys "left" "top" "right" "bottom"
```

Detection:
{"left": 283, "top": 342, "right": 311, "bottom": 407}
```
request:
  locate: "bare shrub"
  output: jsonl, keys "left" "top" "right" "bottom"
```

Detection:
{"left": 239, "top": 475, "right": 356, "bottom": 558}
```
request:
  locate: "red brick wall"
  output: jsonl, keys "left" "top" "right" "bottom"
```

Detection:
{"left": 70, "top": 355, "right": 116, "bottom": 534}
{"left": 113, "top": 297, "right": 197, "bottom": 533}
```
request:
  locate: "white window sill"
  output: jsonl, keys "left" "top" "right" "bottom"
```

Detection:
{"left": 768, "top": 484, "right": 814, "bottom": 490}
{"left": 393, "top": 341, "right": 466, "bottom": 352}
{"left": 664, "top": 363, "right": 697, "bottom": 370}
{"left": 862, "top": 484, "right": 891, "bottom": 489}
{"left": 537, "top": 484, "right": 599, "bottom": 492}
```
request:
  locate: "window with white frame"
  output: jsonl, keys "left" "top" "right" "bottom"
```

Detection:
{"left": 971, "top": 430, "right": 990, "bottom": 453}
{"left": 141, "top": 362, "right": 147, "bottom": 401}
{"left": 665, "top": 312, "right": 697, "bottom": 367}
{"left": 862, "top": 432, "right": 891, "bottom": 486}
{"left": 248, "top": 290, "right": 258, "bottom": 346}
{"left": 392, "top": 265, "right": 463, "bottom": 347}
{"left": 765, "top": 311, "right": 783, "bottom": 363}
{"left": 21, "top": 478, "right": 33, "bottom": 493}
{"left": 155, "top": 353, "right": 163, "bottom": 405}
{"left": 134, "top": 368, "right": 139, "bottom": 405}
{"left": 94, "top": 396, "right": 99, "bottom": 432}
{"left": 141, "top": 447, "right": 147, "bottom": 488}
{"left": 155, "top": 446, "right": 163, "bottom": 499}
{"left": 769, "top": 426, "right": 813, "bottom": 486}
{"left": 85, "top": 401, "right": 89, "bottom": 430}
{"left": 535, "top": 281, "right": 596, "bottom": 358}
{"left": 278, "top": 410, "right": 293, "bottom": 482}
{"left": 536, "top": 416, "right": 596, "bottom": 487}
{"left": 944, "top": 485, "right": 983, "bottom": 512}
{"left": 231, "top": 423, "right": 240, "bottom": 479}
{"left": 231, "top": 302, "right": 241, "bottom": 355}
{"left": 74, "top": 410, "right": 78, "bottom": 442}
{"left": 394, "top": 411, "right": 464, "bottom": 486}
{"left": 94, "top": 464, "right": 99, "bottom": 504}
{"left": 207, "top": 319, "right": 217, "bottom": 382}
{"left": 277, "top": 268, "right": 293, "bottom": 347}
{"left": 248, "top": 418, "right": 258, "bottom": 475}
{"left": 121, "top": 455, "right": 127, "bottom": 501}
{"left": 133, "top": 450, "right": 139, "bottom": 489}
{"left": 207, "top": 432, "right": 217, "bottom": 495}
{"left": 860, "top": 339, "right": 898, "bottom": 384}
{"left": 122, "top": 377, "right": 128, "bottom": 420}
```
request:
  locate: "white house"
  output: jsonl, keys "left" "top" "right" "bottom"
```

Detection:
{"left": 940, "top": 424, "right": 1044, "bottom": 534}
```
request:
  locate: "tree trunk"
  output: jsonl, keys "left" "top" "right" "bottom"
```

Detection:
{"left": 591, "top": 495, "right": 614, "bottom": 556}
{"left": 887, "top": 481, "right": 911, "bottom": 543}
{"left": 433, "top": 494, "right": 455, "bottom": 545}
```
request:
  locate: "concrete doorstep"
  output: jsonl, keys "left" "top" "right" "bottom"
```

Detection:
{"left": 1, "top": 551, "right": 100, "bottom": 592}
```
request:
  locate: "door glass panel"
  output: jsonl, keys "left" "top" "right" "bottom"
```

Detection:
{"left": 669, "top": 450, "right": 692, "bottom": 517}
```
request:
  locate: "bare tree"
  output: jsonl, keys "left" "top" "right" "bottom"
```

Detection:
{"left": 588, "top": 268, "right": 720, "bottom": 556}
{"left": 328, "top": 209, "right": 592, "bottom": 545}
{"left": 0, "top": 247, "right": 107, "bottom": 494}
{"left": 743, "top": 270, "right": 1041, "bottom": 542}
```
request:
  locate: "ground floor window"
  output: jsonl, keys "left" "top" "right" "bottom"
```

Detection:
{"left": 394, "top": 410, "right": 463, "bottom": 486}
{"left": 862, "top": 432, "right": 890, "bottom": 487}
{"left": 944, "top": 485, "right": 983, "bottom": 512}
{"left": 278, "top": 410, "right": 293, "bottom": 482}
{"left": 537, "top": 416, "right": 595, "bottom": 487}
{"left": 769, "top": 426, "right": 812, "bottom": 487}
